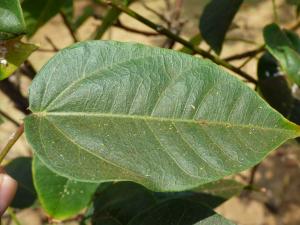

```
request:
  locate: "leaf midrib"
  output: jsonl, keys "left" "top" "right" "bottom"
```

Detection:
{"left": 32, "top": 111, "right": 295, "bottom": 134}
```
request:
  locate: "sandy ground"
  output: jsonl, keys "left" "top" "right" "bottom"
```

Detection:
{"left": 1, "top": 0, "right": 300, "bottom": 224}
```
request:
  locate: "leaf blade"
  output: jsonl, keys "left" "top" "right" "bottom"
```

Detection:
{"left": 25, "top": 41, "right": 300, "bottom": 192}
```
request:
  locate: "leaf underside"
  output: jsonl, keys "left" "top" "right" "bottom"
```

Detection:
{"left": 25, "top": 41, "right": 299, "bottom": 191}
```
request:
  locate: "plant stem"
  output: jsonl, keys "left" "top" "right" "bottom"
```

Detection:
{"left": 104, "top": 0, "right": 257, "bottom": 84}
{"left": 272, "top": 0, "right": 278, "bottom": 23}
{"left": 0, "top": 123, "right": 24, "bottom": 164}
{"left": 7, "top": 208, "right": 21, "bottom": 225}
{"left": 0, "top": 110, "right": 19, "bottom": 127}
{"left": 224, "top": 45, "right": 265, "bottom": 61}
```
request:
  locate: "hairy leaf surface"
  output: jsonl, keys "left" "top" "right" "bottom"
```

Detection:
{"left": 32, "top": 157, "right": 98, "bottom": 219}
{"left": 25, "top": 41, "right": 300, "bottom": 191}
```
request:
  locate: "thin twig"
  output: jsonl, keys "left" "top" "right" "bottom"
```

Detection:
{"left": 0, "top": 123, "right": 24, "bottom": 165}
{"left": 224, "top": 45, "right": 265, "bottom": 61}
{"left": 141, "top": 1, "right": 170, "bottom": 25}
{"left": 0, "top": 110, "right": 19, "bottom": 127}
{"left": 45, "top": 36, "right": 59, "bottom": 51}
{"left": 60, "top": 12, "right": 78, "bottom": 42}
{"left": 93, "top": 14, "right": 162, "bottom": 36}
{"left": 115, "top": 19, "right": 162, "bottom": 36}
{"left": 105, "top": 0, "right": 257, "bottom": 84}
{"left": 272, "top": 0, "right": 278, "bottom": 23}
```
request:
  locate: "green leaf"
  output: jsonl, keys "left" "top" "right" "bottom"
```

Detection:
{"left": 180, "top": 34, "right": 202, "bottom": 54}
{"left": 25, "top": 41, "right": 300, "bottom": 192}
{"left": 287, "top": 0, "right": 300, "bottom": 6}
{"left": 92, "top": 182, "right": 156, "bottom": 224}
{"left": 257, "top": 53, "right": 293, "bottom": 116}
{"left": 193, "top": 179, "right": 244, "bottom": 200}
{"left": 32, "top": 156, "right": 98, "bottom": 219}
{"left": 264, "top": 23, "right": 300, "bottom": 85}
{"left": 128, "top": 199, "right": 235, "bottom": 225}
{"left": 0, "top": 38, "right": 37, "bottom": 80}
{"left": 5, "top": 157, "right": 37, "bottom": 209}
{"left": 73, "top": 6, "right": 94, "bottom": 31}
{"left": 93, "top": 0, "right": 134, "bottom": 39}
{"left": 199, "top": 0, "right": 243, "bottom": 54}
{"left": 0, "top": 0, "right": 26, "bottom": 40}
{"left": 22, "top": 0, "right": 69, "bottom": 37}
{"left": 92, "top": 180, "right": 241, "bottom": 225}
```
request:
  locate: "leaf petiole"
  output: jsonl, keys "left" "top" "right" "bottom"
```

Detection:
{"left": 0, "top": 123, "right": 24, "bottom": 165}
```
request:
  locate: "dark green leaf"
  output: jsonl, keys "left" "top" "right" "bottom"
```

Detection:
{"left": 0, "top": 38, "right": 37, "bottom": 80}
{"left": 0, "top": 0, "right": 26, "bottom": 40}
{"left": 25, "top": 41, "right": 300, "bottom": 192}
{"left": 199, "top": 0, "right": 243, "bottom": 54}
{"left": 22, "top": 0, "right": 70, "bottom": 37}
{"left": 92, "top": 182, "right": 156, "bottom": 224}
{"left": 287, "top": 0, "right": 300, "bottom": 5}
{"left": 128, "top": 199, "right": 235, "bottom": 225}
{"left": 73, "top": 6, "right": 94, "bottom": 31}
{"left": 257, "top": 53, "right": 293, "bottom": 116}
{"left": 32, "top": 157, "right": 98, "bottom": 219}
{"left": 5, "top": 157, "right": 36, "bottom": 209}
{"left": 264, "top": 23, "right": 300, "bottom": 85}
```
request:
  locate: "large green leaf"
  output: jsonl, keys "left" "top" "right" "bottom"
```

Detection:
{"left": 0, "top": 38, "right": 37, "bottom": 80}
{"left": 5, "top": 157, "right": 37, "bottom": 209}
{"left": 0, "top": 0, "right": 26, "bottom": 40}
{"left": 264, "top": 23, "right": 300, "bottom": 85}
{"left": 32, "top": 157, "right": 98, "bottom": 219}
{"left": 128, "top": 199, "right": 235, "bottom": 225}
{"left": 25, "top": 41, "right": 300, "bottom": 192}
{"left": 22, "top": 0, "right": 71, "bottom": 37}
{"left": 199, "top": 0, "right": 243, "bottom": 54}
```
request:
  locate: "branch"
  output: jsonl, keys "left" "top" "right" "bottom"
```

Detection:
{"left": 0, "top": 109, "right": 19, "bottom": 127}
{"left": 60, "top": 12, "right": 78, "bottom": 42}
{"left": 105, "top": 0, "right": 257, "bottom": 84}
{"left": 224, "top": 45, "right": 265, "bottom": 61}
{"left": 0, "top": 123, "right": 24, "bottom": 164}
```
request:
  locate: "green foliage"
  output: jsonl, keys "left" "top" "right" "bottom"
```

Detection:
{"left": 93, "top": 0, "right": 134, "bottom": 39}
{"left": 0, "top": 0, "right": 26, "bottom": 40}
{"left": 199, "top": 0, "right": 243, "bottom": 54}
{"left": 5, "top": 157, "right": 37, "bottom": 209}
{"left": 91, "top": 180, "right": 241, "bottom": 224}
{"left": 0, "top": 38, "right": 37, "bottom": 80}
{"left": 128, "top": 199, "right": 235, "bottom": 225}
{"left": 25, "top": 41, "right": 299, "bottom": 192}
{"left": 22, "top": 0, "right": 73, "bottom": 37}
{"left": 264, "top": 23, "right": 300, "bottom": 86}
{"left": 32, "top": 157, "right": 98, "bottom": 219}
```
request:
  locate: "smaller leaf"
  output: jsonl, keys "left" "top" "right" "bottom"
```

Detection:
{"left": 257, "top": 52, "right": 294, "bottom": 116}
{"left": 193, "top": 179, "right": 244, "bottom": 200}
{"left": 5, "top": 157, "right": 37, "bottom": 209}
{"left": 264, "top": 23, "right": 300, "bottom": 85}
{"left": 0, "top": 0, "right": 26, "bottom": 40}
{"left": 32, "top": 157, "right": 98, "bottom": 220}
{"left": 22, "top": 0, "right": 69, "bottom": 37}
{"left": 73, "top": 6, "right": 94, "bottom": 31}
{"left": 0, "top": 38, "right": 37, "bottom": 80}
{"left": 199, "top": 0, "right": 243, "bottom": 54}
{"left": 92, "top": 0, "right": 134, "bottom": 39}
{"left": 180, "top": 34, "right": 202, "bottom": 54}
{"left": 128, "top": 199, "right": 235, "bottom": 225}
